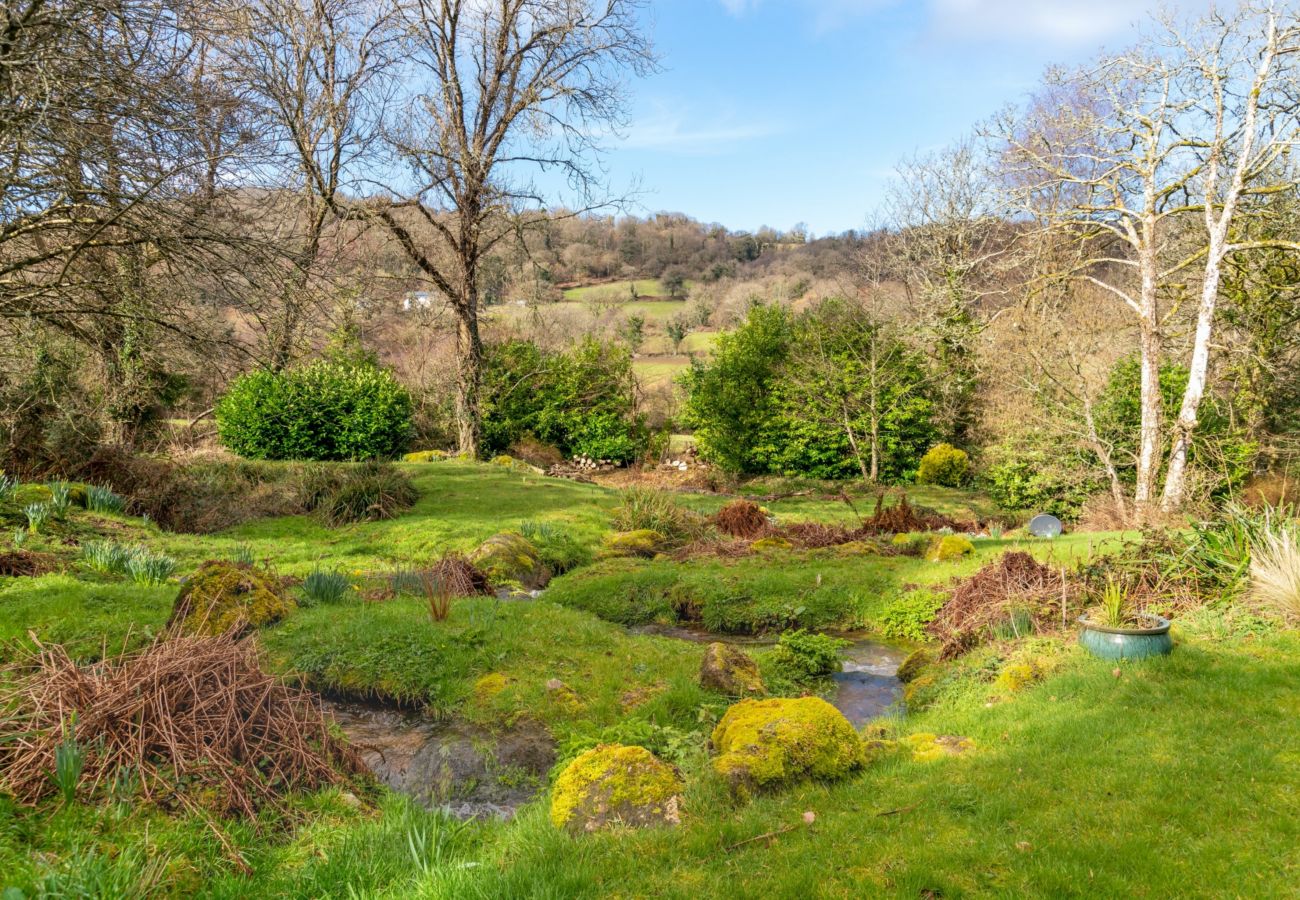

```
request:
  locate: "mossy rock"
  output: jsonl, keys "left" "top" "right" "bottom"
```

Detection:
{"left": 403, "top": 450, "right": 449, "bottom": 463}
{"left": 832, "top": 540, "right": 878, "bottom": 557}
{"left": 895, "top": 648, "right": 933, "bottom": 684}
{"left": 13, "top": 485, "right": 53, "bottom": 507}
{"left": 994, "top": 662, "right": 1039, "bottom": 694}
{"left": 903, "top": 732, "right": 975, "bottom": 762}
{"left": 168, "top": 561, "right": 294, "bottom": 637}
{"left": 470, "top": 532, "right": 549, "bottom": 589}
{"left": 710, "top": 697, "right": 864, "bottom": 797}
{"left": 600, "top": 530, "right": 665, "bottom": 559}
{"left": 550, "top": 744, "right": 684, "bottom": 833}
{"left": 699, "top": 642, "right": 765, "bottom": 696}
{"left": 927, "top": 534, "right": 975, "bottom": 562}
{"left": 545, "top": 677, "right": 584, "bottom": 712}
{"left": 750, "top": 536, "right": 793, "bottom": 552}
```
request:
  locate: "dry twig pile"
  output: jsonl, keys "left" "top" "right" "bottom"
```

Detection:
{"left": 0, "top": 632, "right": 361, "bottom": 817}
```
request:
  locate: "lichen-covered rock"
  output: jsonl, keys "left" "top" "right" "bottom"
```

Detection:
{"left": 710, "top": 697, "right": 864, "bottom": 796}
{"left": 927, "top": 534, "right": 975, "bottom": 562}
{"left": 168, "top": 561, "right": 294, "bottom": 636}
{"left": 699, "top": 643, "right": 765, "bottom": 696}
{"left": 600, "top": 530, "right": 665, "bottom": 559}
{"left": 545, "top": 678, "right": 583, "bottom": 712}
{"left": 403, "top": 449, "right": 448, "bottom": 462}
{"left": 750, "top": 536, "right": 793, "bottom": 552}
{"left": 903, "top": 732, "right": 975, "bottom": 762}
{"left": 470, "top": 532, "right": 549, "bottom": 589}
{"left": 549, "top": 744, "right": 684, "bottom": 833}
{"left": 895, "top": 648, "right": 933, "bottom": 684}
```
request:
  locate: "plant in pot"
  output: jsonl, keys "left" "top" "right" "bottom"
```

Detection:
{"left": 1077, "top": 578, "right": 1172, "bottom": 660}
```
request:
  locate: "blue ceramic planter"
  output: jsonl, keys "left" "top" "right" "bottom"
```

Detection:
{"left": 1078, "top": 614, "right": 1173, "bottom": 661}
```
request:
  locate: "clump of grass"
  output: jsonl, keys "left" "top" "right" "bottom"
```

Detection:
{"left": 1098, "top": 577, "right": 1129, "bottom": 628}
{"left": 80, "top": 540, "right": 176, "bottom": 585}
{"left": 12, "top": 528, "right": 28, "bottom": 550}
{"left": 24, "top": 502, "right": 50, "bottom": 533}
{"left": 47, "top": 482, "right": 72, "bottom": 517}
{"left": 610, "top": 486, "right": 706, "bottom": 545}
{"left": 316, "top": 462, "right": 417, "bottom": 527}
{"left": 1250, "top": 526, "right": 1300, "bottom": 625}
{"left": 126, "top": 550, "right": 177, "bottom": 586}
{"left": 52, "top": 717, "right": 84, "bottom": 806}
{"left": 518, "top": 521, "right": 592, "bottom": 575}
{"left": 81, "top": 540, "right": 133, "bottom": 574}
{"left": 84, "top": 484, "right": 126, "bottom": 514}
{"left": 390, "top": 553, "right": 489, "bottom": 621}
{"left": 302, "top": 567, "right": 353, "bottom": 606}
{"left": 229, "top": 544, "right": 257, "bottom": 567}
{"left": 0, "top": 471, "right": 17, "bottom": 502}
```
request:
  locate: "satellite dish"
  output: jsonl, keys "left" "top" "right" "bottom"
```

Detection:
{"left": 1028, "top": 514, "right": 1063, "bottom": 539}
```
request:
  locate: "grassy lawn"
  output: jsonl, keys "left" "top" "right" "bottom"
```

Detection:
{"left": 562, "top": 280, "right": 694, "bottom": 303}
{"left": 0, "top": 460, "right": 1295, "bottom": 897}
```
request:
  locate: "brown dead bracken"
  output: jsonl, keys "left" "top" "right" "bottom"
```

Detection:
{"left": 0, "top": 632, "right": 362, "bottom": 818}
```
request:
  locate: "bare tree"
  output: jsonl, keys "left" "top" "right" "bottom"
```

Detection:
{"left": 995, "top": 3, "right": 1300, "bottom": 515}
{"left": 357, "top": 0, "right": 655, "bottom": 455}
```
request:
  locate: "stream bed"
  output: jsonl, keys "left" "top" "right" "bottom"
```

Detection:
{"left": 630, "top": 624, "right": 909, "bottom": 727}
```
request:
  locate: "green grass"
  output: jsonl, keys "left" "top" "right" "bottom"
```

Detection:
{"left": 0, "top": 460, "right": 1295, "bottom": 897}
{"left": 562, "top": 280, "right": 693, "bottom": 303}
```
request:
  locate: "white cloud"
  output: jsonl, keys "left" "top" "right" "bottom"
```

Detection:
{"left": 927, "top": 0, "right": 1219, "bottom": 45}
{"left": 621, "top": 113, "right": 781, "bottom": 154}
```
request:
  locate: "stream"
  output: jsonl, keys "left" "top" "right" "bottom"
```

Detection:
{"left": 630, "top": 624, "right": 909, "bottom": 727}
{"left": 322, "top": 626, "right": 906, "bottom": 820}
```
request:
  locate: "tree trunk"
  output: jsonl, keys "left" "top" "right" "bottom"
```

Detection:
{"left": 452, "top": 283, "right": 484, "bottom": 458}
{"left": 1133, "top": 241, "right": 1163, "bottom": 515}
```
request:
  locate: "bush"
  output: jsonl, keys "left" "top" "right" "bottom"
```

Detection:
{"left": 980, "top": 431, "right": 1101, "bottom": 518}
{"left": 481, "top": 338, "right": 647, "bottom": 464}
{"left": 878, "top": 589, "right": 947, "bottom": 642}
{"left": 315, "top": 462, "right": 417, "bottom": 527}
{"left": 917, "top": 444, "right": 970, "bottom": 487}
{"left": 216, "top": 359, "right": 412, "bottom": 462}
{"left": 770, "top": 629, "right": 848, "bottom": 681}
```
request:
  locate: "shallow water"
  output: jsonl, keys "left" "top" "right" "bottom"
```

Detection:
{"left": 322, "top": 698, "right": 555, "bottom": 820}
{"left": 630, "top": 623, "right": 908, "bottom": 726}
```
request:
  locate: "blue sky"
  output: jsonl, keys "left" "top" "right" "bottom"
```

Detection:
{"left": 599, "top": 0, "right": 1213, "bottom": 235}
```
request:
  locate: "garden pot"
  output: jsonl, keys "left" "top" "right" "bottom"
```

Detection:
{"left": 1077, "top": 614, "right": 1173, "bottom": 661}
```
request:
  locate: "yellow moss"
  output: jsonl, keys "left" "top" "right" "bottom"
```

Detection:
{"left": 903, "top": 732, "right": 975, "bottom": 762}
{"left": 168, "top": 561, "right": 294, "bottom": 637}
{"left": 891, "top": 532, "right": 915, "bottom": 547}
{"left": 995, "top": 662, "right": 1039, "bottom": 693}
{"left": 832, "top": 540, "right": 878, "bottom": 557}
{"left": 903, "top": 671, "right": 939, "bottom": 706}
{"left": 710, "top": 697, "right": 864, "bottom": 796}
{"left": 600, "top": 530, "right": 665, "bottom": 558}
{"left": 549, "top": 744, "right": 684, "bottom": 832}
{"left": 473, "top": 672, "right": 509, "bottom": 701}
{"left": 403, "top": 450, "right": 448, "bottom": 462}
{"left": 927, "top": 534, "right": 975, "bottom": 562}
{"left": 750, "top": 536, "right": 794, "bottom": 552}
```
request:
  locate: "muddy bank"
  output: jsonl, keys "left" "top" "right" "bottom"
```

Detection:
{"left": 630, "top": 623, "right": 908, "bottom": 727}
{"left": 323, "top": 698, "right": 555, "bottom": 820}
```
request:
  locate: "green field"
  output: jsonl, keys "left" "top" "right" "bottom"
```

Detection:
{"left": 0, "top": 461, "right": 1295, "bottom": 897}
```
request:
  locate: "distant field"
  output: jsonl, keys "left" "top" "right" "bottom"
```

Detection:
{"left": 632, "top": 357, "right": 689, "bottom": 390}
{"left": 561, "top": 279, "right": 694, "bottom": 302}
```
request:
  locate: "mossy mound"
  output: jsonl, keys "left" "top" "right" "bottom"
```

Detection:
{"left": 699, "top": 642, "right": 765, "bottom": 696}
{"left": 710, "top": 697, "right": 864, "bottom": 796}
{"left": 927, "top": 534, "right": 975, "bottom": 562}
{"left": 549, "top": 744, "right": 684, "bottom": 833}
{"left": 750, "top": 536, "right": 793, "bottom": 552}
{"left": 903, "top": 732, "right": 975, "bottom": 762}
{"left": 545, "top": 678, "right": 584, "bottom": 712}
{"left": 895, "top": 648, "right": 933, "bottom": 684}
{"left": 168, "top": 561, "right": 294, "bottom": 637}
{"left": 473, "top": 672, "right": 509, "bottom": 701}
{"left": 403, "top": 450, "right": 448, "bottom": 463}
{"left": 600, "top": 530, "right": 665, "bottom": 559}
{"left": 831, "top": 540, "right": 878, "bottom": 557}
{"left": 470, "top": 532, "right": 549, "bottom": 589}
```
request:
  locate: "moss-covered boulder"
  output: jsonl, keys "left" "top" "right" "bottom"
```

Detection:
{"left": 710, "top": 697, "right": 864, "bottom": 796}
{"left": 927, "top": 534, "right": 975, "bottom": 562}
{"left": 832, "top": 540, "right": 878, "bottom": 557}
{"left": 699, "top": 642, "right": 765, "bottom": 696}
{"left": 550, "top": 744, "right": 684, "bottom": 833}
{"left": 168, "top": 561, "right": 294, "bottom": 636}
{"left": 750, "top": 536, "right": 794, "bottom": 552}
{"left": 470, "top": 532, "right": 549, "bottom": 589}
{"left": 895, "top": 648, "right": 933, "bottom": 684}
{"left": 600, "top": 530, "right": 665, "bottom": 559}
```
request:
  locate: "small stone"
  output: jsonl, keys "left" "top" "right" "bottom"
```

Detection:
{"left": 339, "top": 791, "right": 362, "bottom": 809}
